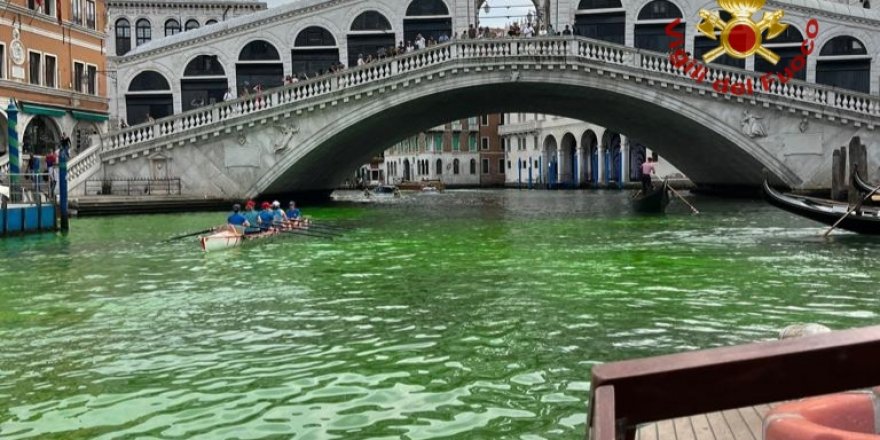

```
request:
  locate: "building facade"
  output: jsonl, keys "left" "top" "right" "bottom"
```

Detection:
{"left": 478, "top": 113, "right": 504, "bottom": 187}
{"left": 1, "top": 0, "right": 109, "bottom": 160}
{"left": 499, "top": 113, "right": 685, "bottom": 188}
{"left": 106, "top": 0, "right": 266, "bottom": 126}
{"left": 383, "top": 117, "right": 482, "bottom": 187}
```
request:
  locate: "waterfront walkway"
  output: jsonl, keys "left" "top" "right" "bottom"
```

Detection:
{"left": 639, "top": 404, "right": 775, "bottom": 440}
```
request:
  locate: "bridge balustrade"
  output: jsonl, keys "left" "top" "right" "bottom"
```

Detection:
{"left": 100, "top": 36, "right": 880, "bottom": 163}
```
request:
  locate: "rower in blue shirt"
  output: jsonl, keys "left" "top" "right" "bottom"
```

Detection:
{"left": 271, "top": 200, "right": 288, "bottom": 225}
{"left": 227, "top": 204, "right": 250, "bottom": 234}
{"left": 257, "top": 201, "right": 275, "bottom": 230}
{"left": 242, "top": 200, "right": 260, "bottom": 234}
{"left": 286, "top": 201, "right": 302, "bottom": 220}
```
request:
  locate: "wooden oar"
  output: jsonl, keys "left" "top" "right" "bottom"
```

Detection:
{"left": 823, "top": 183, "right": 880, "bottom": 237}
{"left": 278, "top": 228, "right": 334, "bottom": 240}
{"left": 667, "top": 184, "right": 700, "bottom": 214}
{"left": 165, "top": 227, "right": 216, "bottom": 242}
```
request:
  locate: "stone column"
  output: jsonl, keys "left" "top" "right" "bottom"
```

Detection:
{"left": 597, "top": 146, "right": 605, "bottom": 184}
{"left": 620, "top": 135, "right": 630, "bottom": 188}
{"left": 556, "top": 147, "right": 563, "bottom": 185}
{"left": 576, "top": 146, "right": 584, "bottom": 188}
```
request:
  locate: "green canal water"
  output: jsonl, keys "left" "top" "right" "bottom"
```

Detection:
{"left": 1, "top": 189, "right": 879, "bottom": 439}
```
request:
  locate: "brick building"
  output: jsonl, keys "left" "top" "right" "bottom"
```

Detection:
{"left": 1, "top": 0, "right": 109, "bottom": 160}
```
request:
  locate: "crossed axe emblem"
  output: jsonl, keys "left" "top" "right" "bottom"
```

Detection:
{"left": 697, "top": 0, "right": 788, "bottom": 64}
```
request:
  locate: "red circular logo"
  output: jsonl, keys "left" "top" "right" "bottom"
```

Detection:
{"left": 728, "top": 24, "right": 757, "bottom": 53}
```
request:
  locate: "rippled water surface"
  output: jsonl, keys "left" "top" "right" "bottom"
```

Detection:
{"left": 1, "top": 189, "right": 879, "bottom": 439}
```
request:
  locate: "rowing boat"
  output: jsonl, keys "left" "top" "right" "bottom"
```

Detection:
{"left": 198, "top": 219, "right": 311, "bottom": 252}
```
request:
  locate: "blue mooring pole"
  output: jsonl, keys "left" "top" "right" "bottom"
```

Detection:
{"left": 7, "top": 102, "right": 20, "bottom": 192}
{"left": 59, "top": 144, "right": 69, "bottom": 231}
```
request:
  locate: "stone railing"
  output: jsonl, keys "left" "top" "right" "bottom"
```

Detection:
{"left": 102, "top": 36, "right": 880, "bottom": 158}
{"left": 67, "top": 142, "right": 104, "bottom": 189}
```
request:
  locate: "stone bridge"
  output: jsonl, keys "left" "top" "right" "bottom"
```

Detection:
{"left": 67, "top": 36, "right": 880, "bottom": 198}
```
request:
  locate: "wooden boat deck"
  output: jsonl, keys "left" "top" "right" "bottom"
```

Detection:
{"left": 636, "top": 404, "right": 777, "bottom": 440}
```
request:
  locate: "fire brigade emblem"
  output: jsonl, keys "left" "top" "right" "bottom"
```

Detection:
{"left": 697, "top": 0, "right": 788, "bottom": 64}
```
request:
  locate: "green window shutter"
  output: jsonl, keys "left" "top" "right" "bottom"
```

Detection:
{"left": 469, "top": 134, "right": 477, "bottom": 151}
{"left": 452, "top": 135, "right": 460, "bottom": 151}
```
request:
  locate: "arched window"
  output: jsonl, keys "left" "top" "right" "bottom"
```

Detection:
{"left": 206, "top": 19, "right": 218, "bottom": 25}
{"left": 350, "top": 11, "right": 392, "bottom": 31}
{"left": 164, "top": 19, "right": 180, "bottom": 37}
{"left": 753, "top": 25, "right": 804, "bottom": 79}
{"left": 128, "top": 71, "right": 170, "bottom": 91}
{"left": 126, "top": 71, "right": 172, "bottom": 125}
{"left": 574, "top": 0, "right": 624, "bottom": 43}
{"left": 470, "top": 158, "right": 476, "bottom": 174}
{"left": 185, "top": 19, "right": 200, "bottom": 31}
{"left": 182, "top": 55, "right": 227, "bottom": 111}
{"left": 406, "top": 0, "right": 449, "bottom": 16}
{"left": 237, "top": 40, "right": 283, "bottom": 91}
{"left": 115, "top": 18, "right": 131, "bottom": 55}
{"left": 293, "top": 27, "right": 340, "bottom": 78}
{"left": 635, "top": 0, "right": 683, "bottom": 52}
{"left": 348, "top": 11, "right": 394, "bottom": 66}
{"left": 578, "top": 0, "right": 622, "bottom": 8}
{"left": 436, "top": 159, "right": 443, "bottom": 175}
{"left": 404, "top": 0, "right": 451, "bottom": 44}
{"left": 184, "top": 55, "right": 225, "bottom": 76}
{"left": 135, "top": 19, "right": 151, "bottom": 46}
{"left": 239, "top": 40, "right": 281, "bottom": 60}
{"left": 295, "top": 26, "right": 336, "bottom": 46}
{"left": 817, "top": 36, "right": 871, "bottom": 93}
{"left": 637, "top": 0, "right": 681, "bottom": 19}
{"left": 453, "top": 158, "right": 460, "bottom": 175}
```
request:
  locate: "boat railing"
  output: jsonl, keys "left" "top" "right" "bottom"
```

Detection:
{"left": 82, "top": 177, "right": 182, "bottom": 196}
{"left": 587, "top": 324, "right": 880, "bottom": 440}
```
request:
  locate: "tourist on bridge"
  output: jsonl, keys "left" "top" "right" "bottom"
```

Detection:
{"left": 562, "top": 25, "right": 572, "bottom": 35}
{"left": 286, "top": 201, "right": 301, "bottom": 220}
{"left": 242, "top": 200, "right": 260, "bottom": 233}
{"left": 468, "top": 24, "right": 477, "bottom": 39}
{"left": 640, "top": 157, "right": 657, "bottom": 191}
{"left": 415, "top": 34, "right": 425, "bottom": 50}
{"left": 227, "top": 204, "right": 251, "bottom": 233}
{"left": 223, "top": 88, "right": 234, "bottom": 101}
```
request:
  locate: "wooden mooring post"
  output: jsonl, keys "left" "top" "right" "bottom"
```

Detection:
{"left": 848, "top": 137, "right": 867, "bottom": 206}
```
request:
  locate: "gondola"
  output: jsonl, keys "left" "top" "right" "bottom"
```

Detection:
{"left": 852, "top": 170, "right": 880, "bottom": 195}
{"left": 762, "top": 180, "right": 880, "bottom": 234}
{"left": 632, "top": 179, "right": 670, "bottom": 213}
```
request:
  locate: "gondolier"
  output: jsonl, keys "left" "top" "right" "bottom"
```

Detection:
{"left": 640, "top": 157, "right": 656, "bottom": 191}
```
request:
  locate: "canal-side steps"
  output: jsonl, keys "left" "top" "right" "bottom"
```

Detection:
{"left": 72, "top": 195, "right": 233, "bottom": 216}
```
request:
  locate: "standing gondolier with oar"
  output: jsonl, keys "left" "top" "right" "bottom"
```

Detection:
{"left": 640, "top": 157, "right": 656, "bottom": 191}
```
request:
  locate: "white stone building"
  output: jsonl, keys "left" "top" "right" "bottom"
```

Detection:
{"left": 383, "top": 118, "right": 481, "bottom": 187}
{"left": 107, "top": 0, "right": 880, "bottom": 126}
{"left": 500, "top": 113, "right": 685, "bottom": 188}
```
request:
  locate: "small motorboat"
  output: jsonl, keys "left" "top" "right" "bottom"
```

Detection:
{"left": 632, "top": 179, "right": 670, "bottom": 213}
{"left": 422, "top": 185, "right": 439, "bottom": 192}
{"left": 366, "top": 185, "right": 400, "bottom": 197}
{"left": 762, "top": 180, "right": 880, "bottom": 234}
